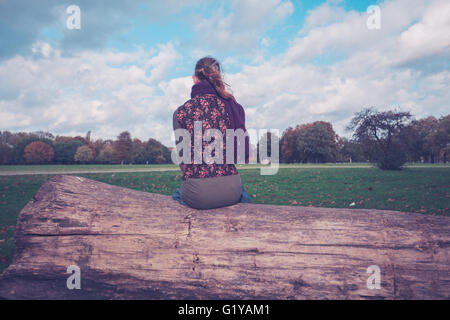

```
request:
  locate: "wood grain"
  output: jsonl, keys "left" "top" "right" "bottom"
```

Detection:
{"left": 0, "top": 175, "right": 448, "bottom": 299}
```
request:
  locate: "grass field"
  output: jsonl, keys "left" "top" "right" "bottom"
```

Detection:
{"left": 0, "top": 164, "right": 449, "bottom": 273}
{"left": 1, "top": 162, "right": 449, "bottom": 173}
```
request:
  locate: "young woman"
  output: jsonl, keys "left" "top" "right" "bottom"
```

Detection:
{"left": 172, "top": 56, "right": 251, "bottom": 210}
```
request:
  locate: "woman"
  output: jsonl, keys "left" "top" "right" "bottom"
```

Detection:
{"left": 172, "top": 56, "right": 251, "bottom": 210}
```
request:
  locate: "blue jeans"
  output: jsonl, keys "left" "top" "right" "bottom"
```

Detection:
{"left": 172, "top": 185, "right": 251, "bottom": 206}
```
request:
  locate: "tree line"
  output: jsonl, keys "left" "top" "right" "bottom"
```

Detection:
{"left": 0, "top": 108, "right": 449, "bottom": 169}
{"left": 0, "top": 131, "right": 171, "bottom": 165}
{"left": 262, "top": 108, "right": 449, "bottom": 170}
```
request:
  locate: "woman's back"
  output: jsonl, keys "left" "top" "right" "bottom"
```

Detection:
{"left": 172, "top": 56, "right": 250, "bottom": 210}
{"left": 175, "top": 81, "right": 239, "bottom": 181}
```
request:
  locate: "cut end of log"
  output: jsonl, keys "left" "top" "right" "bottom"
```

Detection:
{"left": 0, "top": 175, "right": 449, "bottom": 299}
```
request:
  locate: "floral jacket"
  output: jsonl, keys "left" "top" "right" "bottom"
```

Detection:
{"left": 175, "top": 83, "right": 239, "bottom": 181}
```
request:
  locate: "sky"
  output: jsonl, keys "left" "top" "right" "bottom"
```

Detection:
{"left": 0, "top": 0, "right": 449, "bottom": 146}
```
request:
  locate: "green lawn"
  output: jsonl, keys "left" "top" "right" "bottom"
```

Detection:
{"left": 0, "top": 163, "right": 449, "bottom": 174}
{"left": 0, "top": 164, "right": 178, "bottom": 172}
{"left": 0, "top": 165, "right": 449, "bottom": 273}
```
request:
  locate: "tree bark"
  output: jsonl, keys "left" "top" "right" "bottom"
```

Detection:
{"left": 0, "top": 175, "right": 449, "bottom": 299}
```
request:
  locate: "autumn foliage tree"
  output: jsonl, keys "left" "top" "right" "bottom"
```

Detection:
{"left": 74, "top": 145, "right": 95, "bottom": 163}
{"left": 280, "top": 126, "right": 302, "bottom": 163}
{"left": 23, "top": 141, "right": 54, "bottom": 164}
{"left": 114, "top": 131, "right": 133, "bottom": 164}
{"left": 13, "top": 135, "right": 53, "bottom": 164}
{"left": 131, "top": 138, "right": 146, "bottom": 164}
{"left": 96, "top": 144, "right": 116, "bottom": 164}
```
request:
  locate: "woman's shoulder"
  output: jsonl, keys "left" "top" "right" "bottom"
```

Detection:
{"left": 179, "top": 97, "right": 200, "bottom": 109}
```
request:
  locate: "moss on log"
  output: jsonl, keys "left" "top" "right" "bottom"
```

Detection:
{"left": 0, "top": 175, "right": 449, "bottom": 299}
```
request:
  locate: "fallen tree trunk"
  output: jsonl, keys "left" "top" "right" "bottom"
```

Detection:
{"left": 0, "top": 175, "right": 448, "bottom": 299}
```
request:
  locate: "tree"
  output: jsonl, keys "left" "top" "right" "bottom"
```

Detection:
{"left": 131, "top": 138, "right": 146, "bottom": 164}
{"left": 424, "top": 115, "right": 450, "bottom": 163}
{"left": 0, "top": 131, "right": 15, "bottom": 164}
{"left": 339, "top": 137, "right": 365, "bottom": 162}
{"left": 53, "top": 138, "right": 82, "bottom": 164}
{"left": 96, "top": 144, "right": 116, "bottom": 164}
{"left": 347, "top": 107, "right": 412, "bottom": 170}
{"left": 144, "top": 138, "right": 171, "bottom": 164}
{"left": 114, "top": 132, "right": 133, "bottom": 164}
{"left": 23, "top": 141, "right": 54, "bottom": 164}
{"left": 74, "top": 145, "right": 95, "bottom": 163}
{"left": 400, "top": 116, "right": 439, "bottom": 162}
{"left": 296, "top": 121, "right": 339, "bottom": 163}
{"left": 13, "top": 135, "right": 53, "bottom": 164}
{"left": 0, "top": 143, "right": 14, "bottom": 164}
{"left": 280, "top": 126, "right": 302, "bottom": 163}
{"left": 257, "top": 132, "right": 280, "bottom": 164}
{"left": 280, "top": 122, "right": 339, "bottom": 163}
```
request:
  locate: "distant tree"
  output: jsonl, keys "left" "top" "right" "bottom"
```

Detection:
{"left": 96, "top": 144, "right": 116, "bottom": 164}
{"left": 23, "top": 141, "right": 54, "bottom": 164}
{"left": 73, "top": 136, "right": 89, "bottom": 145}
{"left": 257, "top": 132, "right": 280, "bottom": 164}
{"left": 347, "top": 107, "right": 412, "bottom": 170}
{"left": 131, "top": 138, "right": 146, "bottom": 164}
{"left": 0, "top": 143, "right": 14, "bottom": 164}
{"left": 425, "top": 115, "right": 450, "bottom": 163}
{"left": 280, "top": 122, "right": 339, "bottom": 163}
{"left": 0, "top": 131, "right": 15, "bottom": 164}
{"left": 33, "top": 131, "right": 55, "bottom": 141}
{"left": 86, "top": 142, "right": 97, "bottom": 159}
{"left": 92, "top": 139, "right": 111, "bottom": 162}
{"left": 296, "top": 121, "right": 339, "bottom": 163}
{"left": 280, "top": 126, "right": 302, "bottom": 163}
{"left": 114, "top": 132, "right": 133, "bottom": 164}
{"left": 74, "top": 145, "right": 95, "bottom": 163}
{"left": 14, "top": 135, "right": 53, "bottom": 164}
{"left": 400, "top": 116, "right": 439, "bottom": 162}
{"left": 144, "top": 138, "right": 171, "bottom": 164}
{"left": 53, "top": 139, "right": 83, "bottom": 164}
{"left": 339, "top": 137, "right": 365, "bottom": 162}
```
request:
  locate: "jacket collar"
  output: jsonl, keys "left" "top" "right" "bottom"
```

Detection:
{"left": 191, "top": 80, "right": 217, "bottom": 99}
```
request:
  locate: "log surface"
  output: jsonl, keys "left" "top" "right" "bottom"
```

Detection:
{"left": 0, "top": 175, "right": 449, "bottom": 299}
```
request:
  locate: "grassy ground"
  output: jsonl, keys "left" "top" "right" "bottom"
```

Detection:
{"left": 0, "top": 164, "right": 178, "bottom": 172}
{"left": 0, "top": 162, "right": 448, "bottom": 173}
{"left": 0, "top": 165, "right": 449, "bottom": 273}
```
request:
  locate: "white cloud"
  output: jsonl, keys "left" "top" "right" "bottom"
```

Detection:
{"left": 0, "top": 42, "right": 184, "bottom": 145}
{"left": 145, "top": 42, "right": 182, "bottom": 83}
{"left": 0, "top": 0, "right": 448, "bottom": 147}
{"left": 223, "top": 0, "right": 450, "bottom": 136}
{"left": 397, "top": 1, "right": 450, "bottom": 64}
{"left": 193, "top": 0, "right": 293, "bottom": 53}
{"left": 303, "top": 1, "right": 347, "bottom": 30}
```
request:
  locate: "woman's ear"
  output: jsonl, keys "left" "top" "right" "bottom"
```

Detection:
{"left": 193, "top": 75, "right": 200, "bottom": 84}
